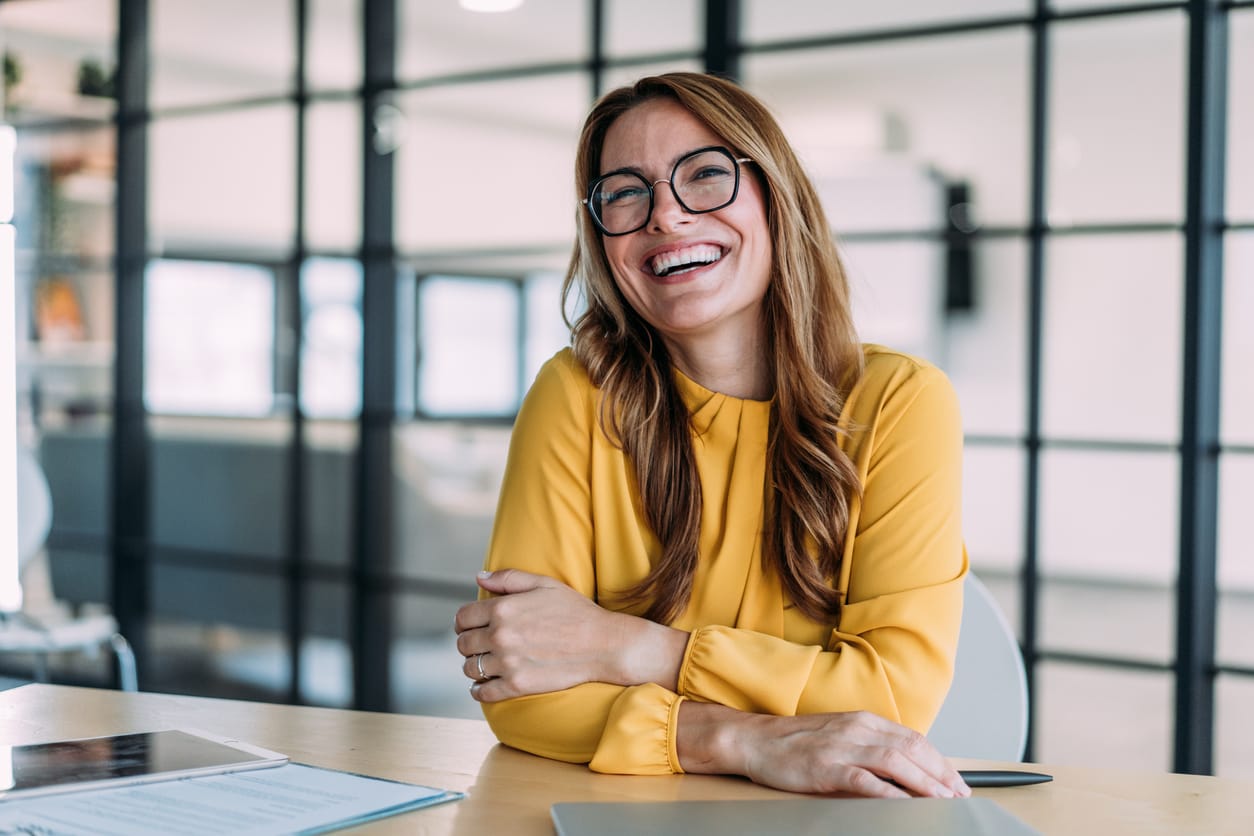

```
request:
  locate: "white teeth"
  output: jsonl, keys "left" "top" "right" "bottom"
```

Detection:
{"left": 650, "top": 244, "right": 723, "bottom": 277}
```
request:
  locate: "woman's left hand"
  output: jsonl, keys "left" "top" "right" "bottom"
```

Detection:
{"left": 453, "top": 569, "right": 688, "bottom": 702}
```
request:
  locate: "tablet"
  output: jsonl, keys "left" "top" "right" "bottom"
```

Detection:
{"left": 0, "top": 728, "right": 289, "bottom": 801}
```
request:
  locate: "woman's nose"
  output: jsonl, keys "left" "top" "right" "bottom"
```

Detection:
{"left": 648, "top": 180, "right": 691, "bottom": 232}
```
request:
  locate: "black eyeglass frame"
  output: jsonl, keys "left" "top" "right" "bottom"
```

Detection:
{"left": 581, "top": 145, "right": 754, "bottom": 237}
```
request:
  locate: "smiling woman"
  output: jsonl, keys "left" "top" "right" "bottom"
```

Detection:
{"left": 453, "top": 72, "right": 970, "bottom": 800}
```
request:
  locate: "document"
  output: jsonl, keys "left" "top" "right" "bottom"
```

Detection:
{"left": 0, "top": 762, "right": 463, "bottom": 835}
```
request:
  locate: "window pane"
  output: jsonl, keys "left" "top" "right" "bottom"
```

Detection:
{"left": 1051, "top": 0, "right": 1170, "bottom": 10}
{"left": 943, "top": 237, "right": 1028, "bottom": 437}
{"left": 1041, "top": 577, "right": 1174, "bottom": 664}
{"left": 1229, "top": 12, "right": 1254, "bottom": 222}
{"left": 606, "top": 0, "right": 701, "bottom": 58}
{"left": 843, "top": 238, "right": 945, "bottom": 364}
{"left": 1048, "top": 13, "right": 1185, "bottom": 225}
{"left": 0, "top": 0, "right": 117, "bottom": 123}
{"left": 304, "top": 420, "right": 357, "bottom": 569}
{"left": 1217, "top": 453, "right": 1254, "bottom": 668}
{"left": 1036, "top": 662, "right": 1172, "bottom": 771}
{"left": 309, "top": 0, "right": 361, "bottom": 94}
{"left": 395, "top": 75, "right": 585, "bottom": 254}
{"left": 398, "top": 0, "right": 588, "bottom": 80}
{"left": 151, "top": 0, "right": 293, "bottom": 109}
{"left": 145, "top": 260, "right": 275, "bottom": 416}
{"left": 1041, "top": 449, "right": 1178, "bottom": 583}
{"left": 392, "top": 593, "right": 480, "bottom": 718}
{"left": 524, "top": 271, "right": 570, "bottom": 386}
{"left": 742, "top": 0, "right": 1030, "bottom": 43}
{"left": 40, "top": 418, "right": 111, "bottom": 606}
{"left": 417, "top": 277, "right": 519, "bottom": 415}
{"left": 301, "top": 258, "right": 361, "bottom": 419}
{"left": 743, "top": 29, "right": 1030, "bottom": 228}
{"left": 13, "top": 127, "right": 114, "bottom": 262}
{"left": 602, "top": 60, "right": 704, "bottom": 94}
{"left": 150, "top": 106, "right": 296, "bottom": 255}
{"left": 393, "top": 422, "right": 507, "bottom": 582}
{"left": 305, "top": 101, "right": 361, "bottom": 252}
{"left": 1216, "top": 675, "right": 1254, "bottom": 780}
{"left": 13, "top": 125, "right": 116, "bottom": 426}
{"left": 964, "top": 445, "right": 1025, "bottom": 574}
{"left": 23, "top": 270, "right": 114, "bottom": 422}
{"left": 148, "top": 617, "right": 285, "bottom": 700}
{"left": 1042, "top": 234, "right": 1182, "bottom": 442}
{"left": 301, "top": 582, "right": 352, "bottom": 708}
{"left": 149, "top": 415, "right": 289, "bottom": 556}
{"left": 1223, "top": 233, "right": 1254, "bottom": 446}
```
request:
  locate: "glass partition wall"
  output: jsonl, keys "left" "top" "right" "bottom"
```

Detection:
{"left": 3, "top": 0, "right": 1250, "bottom": 778}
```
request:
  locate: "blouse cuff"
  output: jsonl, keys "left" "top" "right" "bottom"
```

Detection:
{"left": 588, "top": 683, "right": 686, "bottom": 775}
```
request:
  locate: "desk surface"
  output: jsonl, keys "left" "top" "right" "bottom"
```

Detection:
{"left": 1, "top": 684, "right": 1248, "bottom": 835}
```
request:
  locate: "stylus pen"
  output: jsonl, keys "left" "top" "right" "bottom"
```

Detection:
{"left": 959, "top": 769, "right": 1053, "bottom": 788}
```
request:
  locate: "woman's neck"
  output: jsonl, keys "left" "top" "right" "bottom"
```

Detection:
{"left": 664, "top": 327, "right": 772, "bottom": 401}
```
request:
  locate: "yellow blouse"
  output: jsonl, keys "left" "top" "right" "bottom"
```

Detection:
{"left": 479, "top": 344, "right": 967, "bottom": 775}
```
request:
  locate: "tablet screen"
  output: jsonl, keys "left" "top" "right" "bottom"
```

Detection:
{"left": 1, "top": 730, "right": 288, "bottom": 800}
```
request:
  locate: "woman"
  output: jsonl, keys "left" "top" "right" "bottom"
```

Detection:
{"left": 453, "top": 72, "right": 969, "bottom": 799}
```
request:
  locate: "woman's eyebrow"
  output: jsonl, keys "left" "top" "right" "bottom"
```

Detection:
{"left": 598, "top": 147, "right": 711, "bottom": 178}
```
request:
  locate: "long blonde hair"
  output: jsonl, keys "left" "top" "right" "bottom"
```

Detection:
{"left": 563, "top": 72, "right": 865, "bottom": 624}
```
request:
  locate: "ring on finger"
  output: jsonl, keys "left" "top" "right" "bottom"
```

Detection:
{"left": 475, "top": 652, "right": 490, "bottom": 683}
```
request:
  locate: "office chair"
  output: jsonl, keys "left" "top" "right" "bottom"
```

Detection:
{"left": 0, "top": 443, "right": 138, "bottom": 691}
{"left": 927, "top": 572, "right": 1029, "bottom": 761}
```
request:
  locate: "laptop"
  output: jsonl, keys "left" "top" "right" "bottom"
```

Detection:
{"left": 551, "top": 797, "right": 1040, "bottom": 836}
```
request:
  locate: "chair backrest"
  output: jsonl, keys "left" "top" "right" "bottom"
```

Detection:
{"left": 927, "top": 572, "right": 1028, "bottom": 761}
{"left": 17, "top": 444, "right": 52, "bottom": 572}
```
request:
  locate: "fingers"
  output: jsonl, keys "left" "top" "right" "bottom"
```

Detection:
{"left": 841, "top": 766, "right": 911, "bottom": 800}
{"left": 475, "top": 568, "right": 561, "bottom": 595}
{"left": 861, "top": 744, "right": 963, "bottom": 799}
{"left": 453, "top": 600, "right": 489, "bottom": 635}
{"left": 844, "top": 713, "right": 969, "bottom": 798}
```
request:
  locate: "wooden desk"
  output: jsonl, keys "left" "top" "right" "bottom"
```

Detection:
{"left": 1, "top": 684, "right": 1247, "bottom": 835}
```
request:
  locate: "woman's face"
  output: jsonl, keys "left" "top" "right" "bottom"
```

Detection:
{"left": 597, "top": 98, "right": 772, "bottom": 351}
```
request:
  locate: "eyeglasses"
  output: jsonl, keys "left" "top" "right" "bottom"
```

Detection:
{"left": 582, "top": 145, "right": 753, "bottom": 237}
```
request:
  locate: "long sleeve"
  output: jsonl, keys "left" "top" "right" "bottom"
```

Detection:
{"left": 673, "top": 355, "right": 967, "bottom": 734}
{"left": 477, "top": 352, "right": 686, "bottom": 773}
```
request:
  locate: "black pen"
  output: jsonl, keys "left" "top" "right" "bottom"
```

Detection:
{"left": 959, "top": 769, "right": 1053, "bottom": 788}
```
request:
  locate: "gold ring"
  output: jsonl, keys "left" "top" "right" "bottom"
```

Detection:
{"left": 475, "top": 653, "right": 490, "bottom": 683}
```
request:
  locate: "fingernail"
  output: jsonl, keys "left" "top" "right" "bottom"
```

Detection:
{"left": 477, "top": 570, "right": 492, "bottom": 578}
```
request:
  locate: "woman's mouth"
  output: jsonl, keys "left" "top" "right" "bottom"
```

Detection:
{"left": 649, "top": 244, "right": 726, "bottom": 278}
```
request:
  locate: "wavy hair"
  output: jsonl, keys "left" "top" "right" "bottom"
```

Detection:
{"left": 562, "top": 72, "right": 864, "bottom": 625}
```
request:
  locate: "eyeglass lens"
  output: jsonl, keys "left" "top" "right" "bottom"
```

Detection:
{"left": 590, "top": 147, "right": 740, "bottom": 235}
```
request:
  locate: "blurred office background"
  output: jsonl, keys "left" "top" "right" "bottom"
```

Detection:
{"left": 1, "top": 0, "right": 1251, "bottom": 779}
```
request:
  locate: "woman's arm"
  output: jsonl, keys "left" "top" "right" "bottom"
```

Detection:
{"left": 463, "top": 359, "right": 965, "bottom": 736}
{"left": 459, "top": 352, "right": 684, "bottom": 769}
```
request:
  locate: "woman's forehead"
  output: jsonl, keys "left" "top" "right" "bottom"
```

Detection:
{"left": 599, "top": 99, "right": 726, "bottom": 172}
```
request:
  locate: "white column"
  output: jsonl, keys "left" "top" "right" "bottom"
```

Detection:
{"left": 1, "top": 124, "right": 22, "bottom": 613}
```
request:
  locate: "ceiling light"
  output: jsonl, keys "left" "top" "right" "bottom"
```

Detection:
{"left": 460, "top": 0, "right": 525, "bottom": 12}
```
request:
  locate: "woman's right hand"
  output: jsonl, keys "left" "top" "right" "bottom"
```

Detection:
{"left": 677, "top": 702, "right": 971, "bottom": 799}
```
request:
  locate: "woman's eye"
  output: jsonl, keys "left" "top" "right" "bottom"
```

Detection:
{"left": 693, "top": 165, "right": 731, "bottom": 180}
{"left": 603, "top": 186, "right": 646, "bottom": 205}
